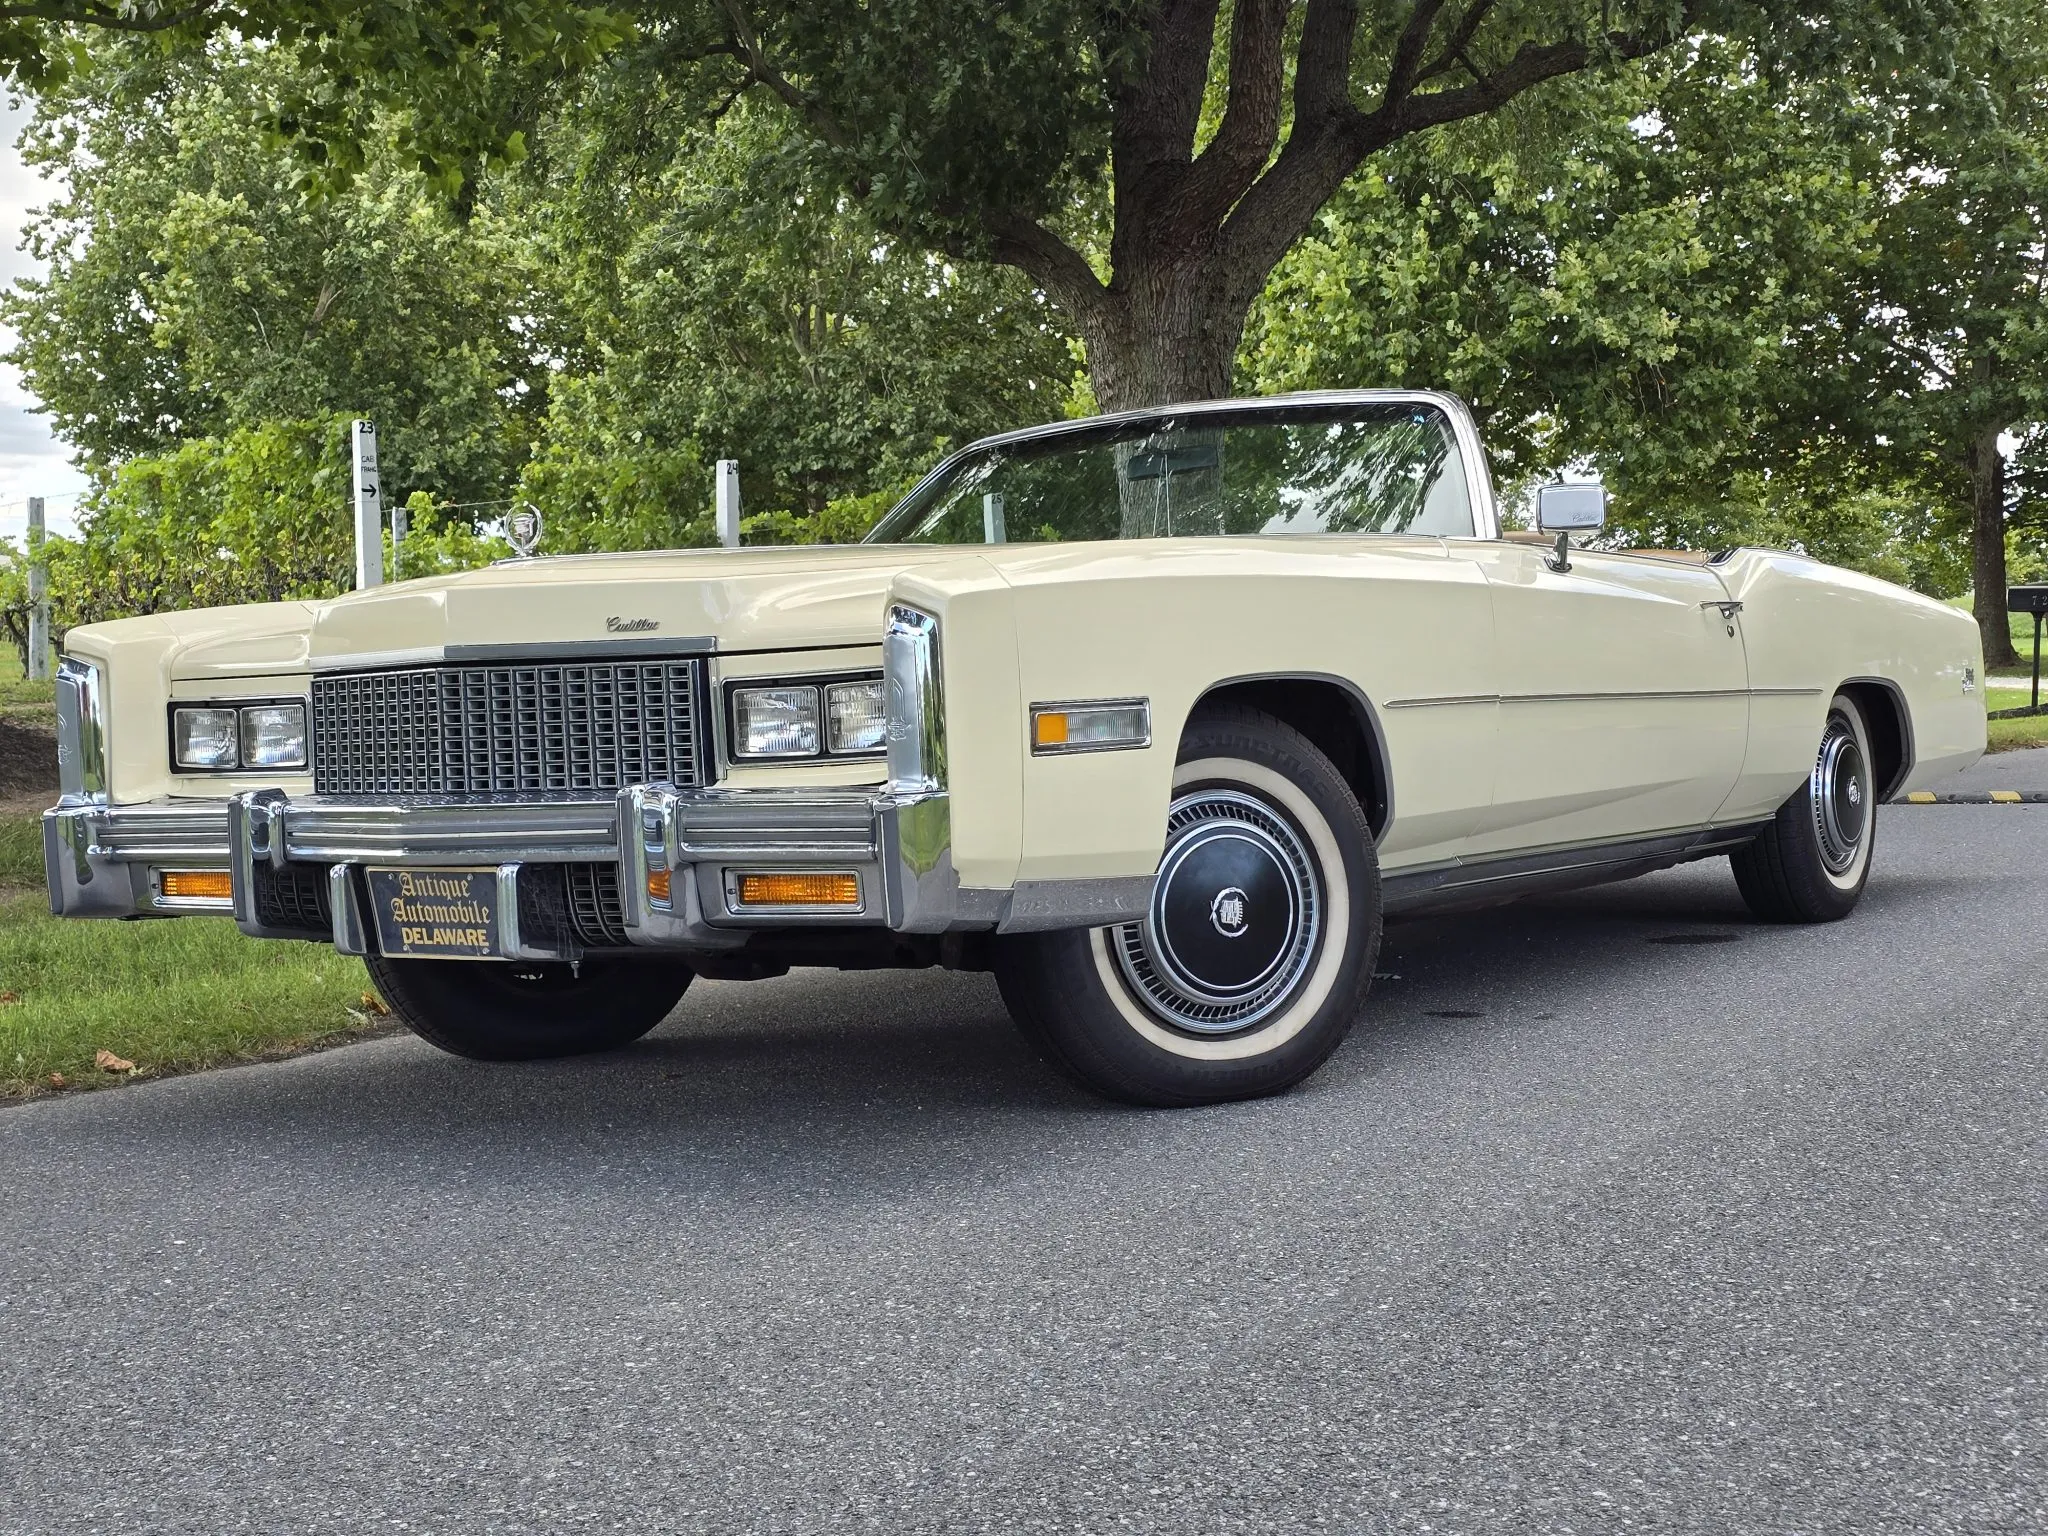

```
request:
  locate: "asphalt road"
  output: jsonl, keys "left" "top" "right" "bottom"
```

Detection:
{"left": 2, "top": 807, "right": 2042, "bottom": 1535}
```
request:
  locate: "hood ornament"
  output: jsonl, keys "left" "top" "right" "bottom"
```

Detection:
{"left": 506, "top": 501, "right": 543, "bottom": 560}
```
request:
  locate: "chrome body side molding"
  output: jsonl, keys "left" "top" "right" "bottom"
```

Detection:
{"left": 1381, "top": 824, "right": 1770, "bottom": 917}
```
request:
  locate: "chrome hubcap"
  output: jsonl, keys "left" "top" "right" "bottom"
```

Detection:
{"left": 1811, "top": 716, "right": 1869, "bottom": 875}
{"left": 1114, "top": 789, "right": 1321, "bottom": 1035}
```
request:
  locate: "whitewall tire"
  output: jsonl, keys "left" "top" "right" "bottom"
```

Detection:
{"left": 1731, "top": 690, "right": 1877, "bottom": 923}
{"left": 993, "top": 705, "right": 1381, "bottom": 1106}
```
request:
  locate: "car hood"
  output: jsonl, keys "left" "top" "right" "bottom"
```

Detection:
{"left": 157, "top": 545, "right": 953, "bottom": 675}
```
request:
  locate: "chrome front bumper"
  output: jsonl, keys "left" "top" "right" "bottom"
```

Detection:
{"left": 46, "top": 785, "right": 1155, "bottom": 957}
{"left": 44, "top": 784, "right": 1015, "bottom": 959}
{"left": 43, "top": 799, "right": 235, "bottom": 917}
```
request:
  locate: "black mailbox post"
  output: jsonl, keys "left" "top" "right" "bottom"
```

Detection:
{"left": 2009, "top": 585, "right": 2048, "bottom": 710}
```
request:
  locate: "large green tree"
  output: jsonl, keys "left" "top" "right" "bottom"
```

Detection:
{"left": 2, "top": 40, "right": 553, "bottom": 505}
{"left": 1811, "top": 3, "right": 2048, "bottom": 666}
{"left": 0, "top": 2, "right": 1960, "bottom": 413}
{"left": 1240, "top": 44, "right": 1930, "bottom": 550}
{"left": 511, "top": 73, "right": 1076, "bottom": 545}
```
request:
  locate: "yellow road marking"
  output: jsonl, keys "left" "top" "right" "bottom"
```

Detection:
{"left": 1904, "top": 791, "right": 1937, "bottom": 803}
{"left": 1989, "top": 790, "right": 2023, "bottom": 803}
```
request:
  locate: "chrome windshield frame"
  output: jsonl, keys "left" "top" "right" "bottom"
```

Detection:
{"left": 861, "top": 388, "right": 1501, "bottom": 545}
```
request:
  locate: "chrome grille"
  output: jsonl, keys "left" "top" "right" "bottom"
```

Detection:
{"left": 312, "top": 659, "right": 703, "bottom": 797}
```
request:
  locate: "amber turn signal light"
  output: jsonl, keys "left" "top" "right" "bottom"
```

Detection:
{"left": 732, "top": 871, "right": 860, "bottom": 908}
{"left": 645, "top": 868, "right": 672, "bottom": 904}
{"left": 160, "top": 869, "right": 233, "bottom": 901}
{"left": 1031, "top": 699, "right": 1151, "bottom": 755}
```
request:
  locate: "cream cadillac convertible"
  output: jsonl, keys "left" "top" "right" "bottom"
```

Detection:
{"left": 44, "top": 391, "right": 1986, "bottom": 1105}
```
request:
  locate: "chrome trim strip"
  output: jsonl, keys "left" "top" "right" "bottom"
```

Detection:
{"left": 92, "top": 805, "right": 234, "bottom": 862}
{"left": 1383, "top": 693, "right": 1499, "bottom": 709}
{"left": 309, "top": 636, "right": 718, "bottom": 673}
{"left": 281, "top": 798, "right": 620, "bottom": 865}
{"left": 1499, "top": 689, "right": 1755, "bottom": 704}
{"left": 1382, "top": 824, "right": 1770, "bottom": 916}
{"left": 1384, "top": 687, "right": 1825, "bottom": 709}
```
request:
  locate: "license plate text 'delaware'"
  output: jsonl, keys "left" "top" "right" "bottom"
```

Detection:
{"left": 366, "top": 867, "right": 499, "bottom": 959}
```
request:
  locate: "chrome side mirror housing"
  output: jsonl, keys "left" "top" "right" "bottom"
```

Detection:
{"left": 1535, "top": 483, "right": 1607, "bottom": 573}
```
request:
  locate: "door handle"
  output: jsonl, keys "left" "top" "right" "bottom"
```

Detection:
{"left": 1702, "top": 599, "right": 1742, "bottom": 634}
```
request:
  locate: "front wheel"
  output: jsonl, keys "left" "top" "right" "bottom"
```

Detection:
{"left": 366, "top": 954, "right": 693, "bottom": 1061}
{"left": 994, "top": 706, "right": 1381, "bottom": 1107}
{"left": 1731, "top": 690, "right": 1877, "bottom": 923}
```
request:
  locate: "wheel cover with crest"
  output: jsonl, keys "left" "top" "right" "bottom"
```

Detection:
{"left": 1111, "top": 787, "right": 1324, "bottom": 1035}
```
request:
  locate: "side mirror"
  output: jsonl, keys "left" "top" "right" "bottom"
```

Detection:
{"left": 1535, "top": 483, "right": 1606, "bottom": 573}
{"left": 1536, "top": 483, "right": 1607, "bottom": 533}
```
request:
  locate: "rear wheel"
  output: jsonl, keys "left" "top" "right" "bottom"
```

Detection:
{"left": 1731, "top": 690, "right": 1876, "bottom": 923}
{"left": 994, "top": 706, "right": 1381, "bottom": 1107}
{"left": 367, "top": 954, "right": 693, "bottom": 1061}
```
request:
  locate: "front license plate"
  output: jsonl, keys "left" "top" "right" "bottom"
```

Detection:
{"left": 366, "top": 867, "right": 500, "bottom": 959}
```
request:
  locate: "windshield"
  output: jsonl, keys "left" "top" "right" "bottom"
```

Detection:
{"left": 865, "top": 402, "right": 1474, "bottom": 545}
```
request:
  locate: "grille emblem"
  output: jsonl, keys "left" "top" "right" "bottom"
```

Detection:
{"left": 606, "top": 616, "right": 660, "bottom": 633}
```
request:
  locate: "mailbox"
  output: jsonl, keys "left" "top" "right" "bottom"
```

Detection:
{"left": 2011, "top": 587, "right": 2048, "bottom": 712}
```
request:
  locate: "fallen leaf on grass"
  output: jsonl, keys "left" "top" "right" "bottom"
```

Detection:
{"left": 47, "top": 1073, "right": 65, "bottom": 1087}
{"left": 0, "top": 990, "right": 20, "bottom": 1005}
{"left": 94, "top": 1049, "right": 136, "bottom": 1073}
{"left": 360, "top": 992, "right": 390, "bottom": 1017}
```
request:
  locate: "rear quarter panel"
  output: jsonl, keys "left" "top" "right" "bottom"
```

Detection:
{"left": 1714, "top": 550, "right": 1984, "bottom": 817}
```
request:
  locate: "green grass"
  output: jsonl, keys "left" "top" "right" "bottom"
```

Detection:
{"left": 1985, "top": 684, "right": 2048, "bottom": 751}
{"left": 0, "top": 814, "right": 42, "bottom": 884}
{"left": 1, "top": 816, "right": 385, "bottom": 1100}
{"left": 1989, "top": 713, "right": 2048, "bottom": 752}
{"left": 0, "top": 642, "right": 55, "bottom": 709}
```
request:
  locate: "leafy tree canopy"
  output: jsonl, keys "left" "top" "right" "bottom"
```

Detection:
{"left": 0, "top": 1, "right": 1969, "bottom": 411}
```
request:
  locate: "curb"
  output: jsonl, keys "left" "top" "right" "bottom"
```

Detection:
{"left": 1893, "top": 790, "right": 2047, "bottom": 804}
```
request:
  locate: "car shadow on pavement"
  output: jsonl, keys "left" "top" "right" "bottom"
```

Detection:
{"left": 26, "top": 851, "right": 1968, "bottom": 1206}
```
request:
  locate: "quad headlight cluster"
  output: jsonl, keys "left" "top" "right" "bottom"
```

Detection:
{"left": 728, "top": 676, "right": 887, "bottom": 760}
{"left": 170, "top": 701, "right": 307, "bottom": 772}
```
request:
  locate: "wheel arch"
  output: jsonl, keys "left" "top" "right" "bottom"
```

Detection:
{"left": 1187, "top": 674, "right": 1392, "bottom": 841}
{"left": 1839, "top": 677, "right": 1914, "bottom": 802}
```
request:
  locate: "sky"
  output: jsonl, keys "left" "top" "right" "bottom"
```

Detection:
{"left": 0, "top": 95, "right": 86, "bottom": 546}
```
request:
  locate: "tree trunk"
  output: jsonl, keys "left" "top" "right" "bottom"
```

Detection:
{"left": 1970, "top": 423, "right": 2020, "bottom": 670}
{"left": 1077, "top": 262, "right": 1246, "bottom": 414}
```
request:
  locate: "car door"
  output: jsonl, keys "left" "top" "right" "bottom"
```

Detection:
{"left": 1453, "top": 541, "right": 1749, "bottom": 857}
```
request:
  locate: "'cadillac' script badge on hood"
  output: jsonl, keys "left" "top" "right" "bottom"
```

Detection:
{"left": 507, "top": 501, "right": 543, "bottom": 558}
{"left": 606, "top": 616, "right": 660, "bottom": 633}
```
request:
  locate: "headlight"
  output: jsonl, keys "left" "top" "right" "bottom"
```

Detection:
{"left": 172, "top": 707, "right": 240, "bottom": 770}
{"left": 171, "top": 700, "right": 308, "bottom": 772}
{"left": 825, "top": 680, "right": 887, "bottom": 754}
{"left": 239, "top": 703, "right": 307, "bottom": 769}
{"left": 727, "top": 675, "right": 889, "bottom": 761}
{"left": 732, "top": 686, "right": 821, "bottom": 757}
